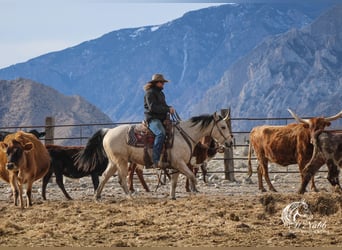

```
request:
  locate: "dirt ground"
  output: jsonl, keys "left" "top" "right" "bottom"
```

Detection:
{"left": 0, "top": 158, "right": 341, "bottom": 247}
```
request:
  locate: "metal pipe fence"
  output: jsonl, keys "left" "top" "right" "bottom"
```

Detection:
{"left": 1, "top": 116, "right": 341, "bottom": 177}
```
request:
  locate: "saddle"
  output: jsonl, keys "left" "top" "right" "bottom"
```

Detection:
{"left": 127, "top": 120, "right": 174, "bottom": 148}
{"left": 126, "top": 118, "right": 174, "bottom": 167}
{"left": 127, "top": 122, "right": 155, "bottom": 148}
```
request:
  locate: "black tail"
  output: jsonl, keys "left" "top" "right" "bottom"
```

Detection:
{"left": 75, "top": 128, "right": 109, "bottom": 173}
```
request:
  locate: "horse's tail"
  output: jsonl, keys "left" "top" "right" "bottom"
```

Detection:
{"left": 247, "top": 141, "right": 253, "bottom": 178}
{"left": 75, "top": 128, "right": 109, "bottom": 173}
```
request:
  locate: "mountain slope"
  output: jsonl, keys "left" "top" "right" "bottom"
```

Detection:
{"left": 0, "top": 78, "right": 112, "bottom": 144}
{"left": 0, "top": 3, "right": 332, "bottom": 122}
{"left": 196, "top": 4, "right": 342, "bottom": 131}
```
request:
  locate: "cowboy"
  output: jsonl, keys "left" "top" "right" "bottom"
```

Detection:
{"left": 144, "top": 73, "right": 175, "bottom": 169}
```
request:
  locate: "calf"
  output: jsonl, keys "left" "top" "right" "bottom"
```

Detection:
{"left": 299, "top": 130, "right": 342, "bottom": 194}
{"left": 43, "top": 144, "right": 108, "bottom": 200}
{"left": 185, "top": 136, "right": 224, "bottom": 192}
{"left": 0, "top": 131, "right": 50, "bottom": 208}
{"left": 247, "top": 109, "right": 342, "bottom": 192}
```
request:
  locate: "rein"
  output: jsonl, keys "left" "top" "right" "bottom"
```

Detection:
{"left": 174, "top": 123, "right": 194, "bottom": 164}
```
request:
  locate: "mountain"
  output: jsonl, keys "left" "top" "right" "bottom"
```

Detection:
{"left": 0, "top": 78, "right": 112, "bottom": 145}
{"left": 0, "top": 3, "right": 333, "bottom": 122}
{"left": 196, "top": 4, "right": 342, "bottom": 131}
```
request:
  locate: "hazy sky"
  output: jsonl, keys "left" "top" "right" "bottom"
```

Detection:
{"left": 0, "top": 0, "right": 225, "bottom": 68}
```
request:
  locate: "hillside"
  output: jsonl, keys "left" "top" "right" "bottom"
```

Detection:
{"left": 0, "top": 3, "right": 332, "bottom": 122}
{"left": 0, "top": 78, "right": 112, "bottom": 145}
{"left": 195, "top": 4, "right": 342, "bottom": 131}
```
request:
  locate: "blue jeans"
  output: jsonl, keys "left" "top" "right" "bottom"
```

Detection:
{"left": 148, "top": 119, "right": 166, "bottom": 164}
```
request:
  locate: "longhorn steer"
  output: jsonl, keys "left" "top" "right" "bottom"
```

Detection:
{"left": 0, "top": 131, "right": 50, "bottom": 208}
{"left": 247, "top": 109, "right": 342, "bottom": 192}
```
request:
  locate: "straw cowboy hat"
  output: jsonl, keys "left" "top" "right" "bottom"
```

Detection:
{"left": 148, "top": 73, "right": 169, "bottom": 83}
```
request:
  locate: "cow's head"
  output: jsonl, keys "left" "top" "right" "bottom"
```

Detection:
{"left": 0, "top": 139, "right": 33, "bottom": 171}
{"left": 288, "top": 108, "right": 342, "bottom": 141}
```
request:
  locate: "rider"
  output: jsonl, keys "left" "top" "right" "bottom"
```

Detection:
{"left": 144, "top": 73, "right": 175, "bottom": 169}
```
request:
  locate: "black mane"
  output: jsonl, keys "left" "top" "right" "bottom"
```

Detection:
{"left": 190, "top": 114, "right": 219, "bottom": 130}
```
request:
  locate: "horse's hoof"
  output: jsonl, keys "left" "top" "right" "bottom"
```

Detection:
{"left": 170, "top": 197, "right": 176, "bottom": 200}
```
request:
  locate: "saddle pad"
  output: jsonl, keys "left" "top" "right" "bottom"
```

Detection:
{"left": 127, "top": 125, "right": 154, "bottom": 148}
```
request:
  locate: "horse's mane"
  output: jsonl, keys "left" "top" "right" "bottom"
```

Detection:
{"left": 190, "top": 114, "right": 219, "bottom": 130}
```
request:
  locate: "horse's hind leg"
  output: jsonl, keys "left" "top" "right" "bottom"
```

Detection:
{"left": 170, "top": 172, "right": 180, "bottom": 200}
{"left": 116, "top": 159, "right": 131, "bottom": 198}
{"left": 95, "top": 162, "right": 117, "bottom": 200}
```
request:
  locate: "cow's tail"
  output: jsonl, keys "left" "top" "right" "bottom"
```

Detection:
{"left": 75, "top": 128, "right": 109, "bottom": 173}
{"left": 247, "top": 141, "right": 253, "bottom": 178}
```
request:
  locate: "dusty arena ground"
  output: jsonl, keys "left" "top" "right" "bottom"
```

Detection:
{"left": 0, "top": 151, "right": 341, "bottom": 247}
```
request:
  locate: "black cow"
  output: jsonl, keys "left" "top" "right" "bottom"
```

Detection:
{"left": 43, "top": 144, "right": 107, "bottom": 200}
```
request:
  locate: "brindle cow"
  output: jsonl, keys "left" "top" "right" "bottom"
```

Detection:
{"left": 185, "top": 136, "right": 224, "bottom": 192}
{"left": 0, "top": 131, "right": 50, "bottom": 208}
{"left": 290, "top": 110, "right": 342, "bottom": 193}
{"left": 247, "top": 109, "right": 342, "bottom": 192}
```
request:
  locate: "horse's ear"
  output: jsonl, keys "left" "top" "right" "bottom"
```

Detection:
{"left": 213, "top": 112, "right": 220, "bottom": 121}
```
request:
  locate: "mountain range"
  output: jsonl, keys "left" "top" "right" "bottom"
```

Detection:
{"left": 0, "top": 2, "right": 340, "bottom": 132}
{"left": 0, "top": 78, "right": 112, "bottom": 145}
{"left": 197, "top": 4, "right": 342, "bottom": 130}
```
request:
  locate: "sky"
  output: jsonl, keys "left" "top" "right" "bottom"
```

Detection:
{"left": 0, "top": 0, "right": 225, "bottom": 68}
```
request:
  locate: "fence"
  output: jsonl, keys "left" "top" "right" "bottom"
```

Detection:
{"left": 1, "top": 114, "right": 341, "bottom": 180}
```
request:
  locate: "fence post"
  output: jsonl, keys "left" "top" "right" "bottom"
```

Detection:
{"left": 45, "top": 116, "right": 55, "bottom": 145}
{"left": 221, "top": 108, "right": 235, "bottom": 181}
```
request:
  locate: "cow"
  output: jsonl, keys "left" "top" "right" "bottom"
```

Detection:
{"left": 43, "top": 144, "right": 108, "bottom": 200}
{"left": 247, "top": 109, "right": 342, "bottom": 193}
{"left": 0, "top": 131, "right": 50, "bottom": 208}
{"left": 289, "top": 111, "right": 342, "bottom": 194}
{"left": 127, "top": 163, "right": 151, "bottom": 193}
{"left": 185, "top": 136, "right": 224, "bottom": 192}
{"left": 0, "top": 129, "right": 45, "bottom": 141}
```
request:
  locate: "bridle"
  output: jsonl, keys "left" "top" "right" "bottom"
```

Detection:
{"left": 173, "top": 115, "right": 231, "bottom": 164}
{"left": 209, "top": 117, "right": 231, "bottom": 144}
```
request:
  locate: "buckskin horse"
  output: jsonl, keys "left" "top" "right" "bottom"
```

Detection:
{"left": 77, "top": 112, "right": 233, "bottom": 200}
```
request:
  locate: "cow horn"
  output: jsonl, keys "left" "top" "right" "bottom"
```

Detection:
{"left": 325, "top": 110, "right": 342, "bottom": 122}
{"left": 287, "top": 109, "right": 309, "bottom": 124}
{"left": 223, "top": 113, "right": 230, "bottom": 121}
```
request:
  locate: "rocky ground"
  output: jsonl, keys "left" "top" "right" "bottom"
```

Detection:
{"left": 0, "top": 151, "right": 341, "bottom": 247}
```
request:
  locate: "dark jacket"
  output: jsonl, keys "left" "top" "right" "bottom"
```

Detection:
{"left": 144, "top": 84, "right": 170, "bottom": 123}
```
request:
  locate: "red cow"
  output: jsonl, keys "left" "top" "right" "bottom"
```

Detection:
{"left": 247, "top": 109, "right": 342, "bottom": 192}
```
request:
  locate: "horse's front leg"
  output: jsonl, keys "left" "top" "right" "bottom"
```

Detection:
{"left": 177, "top": 162, "right": 198, "bottom": 193}
{"left": 95, "top": 162, "right": 117, "bottom": 200}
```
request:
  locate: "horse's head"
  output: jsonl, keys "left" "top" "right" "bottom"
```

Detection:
{"left": 211, "top": 112, "right": 233, "bottom": 148}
